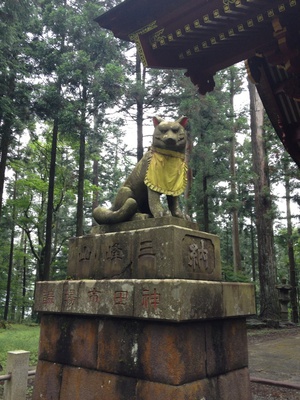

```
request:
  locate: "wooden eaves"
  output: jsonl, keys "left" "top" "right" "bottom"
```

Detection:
{"left": 96, "top": 0, "right": 300, "bottom": 167}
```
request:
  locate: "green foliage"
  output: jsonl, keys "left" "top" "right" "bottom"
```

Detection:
{"left": 0, "top": 0, "right": 299, "bottom": 321}
{"left": 0, "top": 323, "right": 40, "bottom": 370}
{"left": 179, "top": 72, "right": 236, "bottom": 231}
{"left": 275, "top": 227, "right": 300, "bottom": 279}
{"left": 222, "top": 264, "right": 251, "bottom": 283}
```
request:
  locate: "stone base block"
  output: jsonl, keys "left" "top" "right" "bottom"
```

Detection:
{"left": 68, "top": 220, "right": 221, "bottom": 281}
{"left": 34, "top": 279, "right": 255, "bottom": 321}
{"left": 35, "top": 314, "right": 250, "bottom": 393}
{"left": 33, "top": 361, "right": 251, "bottom": 400}
{"left": 32, "top": 361, "right": 63, "bottom": 399}
{"left": 136, "top": 368, "right": 251, "bottom": 400}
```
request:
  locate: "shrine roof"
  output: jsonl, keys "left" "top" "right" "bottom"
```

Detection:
{"left": 96, "top": 0, "right": 300, "bottom": 167}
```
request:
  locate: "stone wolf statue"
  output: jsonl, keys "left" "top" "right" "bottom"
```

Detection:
{"left": 92, "top": 116, "right": 189, "bottom": 225}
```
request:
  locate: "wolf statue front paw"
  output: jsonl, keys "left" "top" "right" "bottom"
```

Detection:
{"left": 130, "top": 213, "right": 151, "bottom": 221}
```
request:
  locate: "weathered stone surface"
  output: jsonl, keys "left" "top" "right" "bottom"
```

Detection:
{"left": 37, "top": 314, "right": 250, "bottom": 386}
{"left": 33, "top": 280, "right": 64, "bottom": 313}
{"left": 132, "top": 279, "right": 224, "bottom": 320}
{"left": 217, "top": 368, "right": 252, "bottom": 400}
{"left": 38, "top": 314, "right": 98, "bottom": 369}
{"left": 60, "top": 366, "right": 137, "bottom": 400}
{"left": 205, "top": 319, "right": 248, "bottom": 377}
{"left": 33, "top": 314, "right": 252, "bottom": 399}
{"left": 32, "top": 360, "right": 63, "bottom": 400}
{"left": 133, "top": 226, "right": 221, "bottom": 281}
{"left": 33, "top": 218, "right": 255, "bottom": 399}
{"left": 34, "top": 279, "right": 256, "bottom": 321}
{"left": 61, "top": 280, "right": 135, "bottom": 317}
{"left": 138, "top": 321, "right": 207, "bottom": 385}
{"left": 68, "top": 231, "right": 134, "bottom": 280}
{"left": 136, "top": 377, "right": 218, "bottom": 400}
{"left": 91, "top": 215, "right": 199, "bottom": 233}
{"left": 222, "top": 282, "right": 256, "bottom": 318}
{"left": 68, "top": 224, "right": 221, "bottom": 281}
{"left": 32, "top": 363, "right": 252, "bottom": 400}
{"left": 97, "top": 319, "right": 142, "bottom": 379}
{"left": 97, "top": 319, "right": 207, "bottom": 385}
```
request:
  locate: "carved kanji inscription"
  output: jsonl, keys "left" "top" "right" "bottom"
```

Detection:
{"left": 42, "top": 289, "right": 55, "bottom": 305}
{"left": 63, "top": 288, "right": 77, "bottom": 307}
{"left": 78, "top": 245, "right": 93, "bottom": 262}
{"left": 142, "top": 287, "right": 160, "bottom": 309}
{"left": 183, "top": 235, "right": 215, "bottom": 276}
{"left": 114, "top": 290, "right": 129, "bottom": 305}
{"left": 87, "top": 288, "right": 101, "bottom": 303}
{"left": 137, "top": 240, "right": 156, "bottom": 277}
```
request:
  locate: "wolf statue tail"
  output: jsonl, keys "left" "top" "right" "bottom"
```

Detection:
{"left": 92, "top": 198, "right": 138, "bottom": 225}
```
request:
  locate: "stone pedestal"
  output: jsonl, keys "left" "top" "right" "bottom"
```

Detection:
{"left": 33, "top": 217, "right": 255, "bottom": 400}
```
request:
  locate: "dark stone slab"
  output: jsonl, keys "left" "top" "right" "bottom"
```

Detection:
{"left": 97, "top": 318, "right": 207, "bottom": 385}
{"left": 36, "top": 314, "right": 250, "bottom": 387}
{"left": 205, "top": 319, "right": 248, "bottom": 377}
{"left": 33, "top": 314, "right": 253, "bottom": 399}
{"left": 217, "top": 368, "right": 252, "bottom": 400}
{"left": 136, "top": 376, "right": 218, "bottom": 400}
{"left": 60, "top": 366, "right": 137, "bottom": 400}
{"left": 32, "top": 360, "right": 63, "bottom": 400}
{"left": 38, "top": 314, "right": 98, "bottom": 369}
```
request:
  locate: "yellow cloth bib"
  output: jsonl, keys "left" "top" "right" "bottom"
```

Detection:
{"left": 144, "top": 147, "right": 188, "bottom": 196}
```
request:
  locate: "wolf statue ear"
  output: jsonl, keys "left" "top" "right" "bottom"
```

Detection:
{"left": 153, "top": 116, "right": 164, "bottom": 127}
{"left": 177, "top": 116, "right": 188, "bottom": 128}
{"left": 153, "top": 116, "right": 188, "bottom": 127}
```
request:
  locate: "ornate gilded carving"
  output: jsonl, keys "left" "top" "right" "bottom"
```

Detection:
{"left": 129, "top": 20, "right": 158, "bottom": 67}
{"left": 262, "top": 16, "right": 300, "bottom": 74}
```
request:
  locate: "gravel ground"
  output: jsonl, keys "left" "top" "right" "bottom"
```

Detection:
{"left": 249, "top": 325, "right": 300, "bottom": 400}
{"left": 251, "top": 382, "right": 300, "bottom": 400}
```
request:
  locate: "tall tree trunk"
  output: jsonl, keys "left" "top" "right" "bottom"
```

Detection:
{"left": 283, "top": 160, "right": 299, "bottom": 323}
{"left": 248, "top": 81, "right": 279, "bottom": 321}
{"left": 199, "top": 131, "right": 209, "bottom": 232}
{"left": 76, "top": 128, "right": 86, "bottom": 236}
{"left": 229, "top": 69, "right": 242, "bottom": 273}
{"left": 0, "top": 74, "right": 15, "bottom": 220}
{"left": 136, "top": 51, "right": 144, "bottom": 162}
{"left": 250, "top": 214, "right": 256, "bottom": 282}
{"left": 76, "top": 86, "right": 87, "bottom": 237}
{"left": 92, "top": 159, "right": 99, "bottom": 209}
{"left": 92, "top": 111, "right": 101, "bottom": 221}
{"left": 202, "top": 174, "right": 209, "bottom": 232}
{"left": 43, "top": 10, "right": 66, "bottom": 280}
{"left": 230, "top": 132, "right": 242, "bottom": 273}
{"left": 4, "top": 172, "right": 17, "bottom": 320}
{"left": 0, "top": 129, "right": 10, "bottom": 221}
{"left": 184, "top": 131, "right": 193, "bottom": 216}
{"left": 43, "top": 116, "right": 59, "bottom": 281}
{"left": 21, "top": 231, "right": 27, "bottom": 320}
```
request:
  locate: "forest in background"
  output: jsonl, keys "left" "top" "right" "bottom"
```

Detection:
{"left": 0, "top": 0, "right": 299, "bottom": 324}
